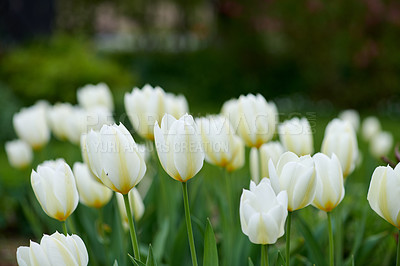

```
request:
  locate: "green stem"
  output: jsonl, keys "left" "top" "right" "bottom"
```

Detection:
{"left": 123, "top": 194, "right": 140, "bottom": 261}
{"left": 397, "top": 229, "right": 400, "bottom": 266}
{"left": 62, "top": 221, "right": 68, "bottom": 236}
{"left": 261, "top": 244, "right": 269, "bottom": 266}
{"left": 328, "top": 212, "right": 334, "bottom": 266}
{"left": 182, "top": 182, "right": 198, "bottom": 266}
{"left": 223, "top": 168, "right": 233, "bottom": 222}
{"left": 286, "top": 211, "right": 292, "bottom": 266}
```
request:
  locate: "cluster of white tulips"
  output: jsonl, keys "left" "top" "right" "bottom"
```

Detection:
{"left": 4, "top": 83, "right": 400, "bottom": 266}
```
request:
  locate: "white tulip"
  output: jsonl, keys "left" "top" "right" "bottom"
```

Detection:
{"left": 259, "top": 141, "right": 285, "bottom": 178}
{"left": 221, "top": 98, "right": 239, "bottom": 130}
{"left": 17, "top": 231, "right": 88, "bottom": 266}
{"left": 5, "top": 139, "right": 33, "bottom": 169}
{"left": 321, "top": 119, "right": 358, "bottom": 178}
{"left": 85, "top": 123, "right": 146, "bottom": 194}
{"left": 370, "top": 131, "right": 393, "bottom": 158}
{"left": 236, "top": 94, "right": 277, "bottom": 148}
{"left": 13, "top": 104, "right": 50, "bottom": 149}
{"left": 362, "top": 116, "right": 381, "bottom": 141}
{"left": 240, "top": 178, "right": 288, "bottom": 244}
{"left": 154, "top": 114, "right": 204, "bottom": 182}
{"left": 116, "top": 188, "right": 145, "bottom": 230}
{"left": 73, "top": 162, "right": 112, "bottom": 208}
{"left": 338, "top": 109, "right": 360, "bottom": 132}
{"left": 64, "top": 108, "right": 87, "bottom": 145}
{"left": 165, "top": 93, "right": 189, "bottom": 119}
{"left": 367, "top": 163, "right": 400, "bottom": 228}
{"left": 86, "top": 106, "right": 114, "bottom": 131}
{"left": 197, "top": 115, "right": 238, "bottom": 168}
{"left": 279, "top": 117, "right": 313, "bottom": 156}
{"left": 269, "top": 151, "right": 316, "bottom": 211}
{"left": 77, "top": 82, "right": 114, "bottom": 111}
{"left": 125, "top": 84, "right": 166, "bottom": 140}
{"left": 47, "top": 103, "right": 74, "bottom": 141}
{"left": 250, "top": 147, "right": 260, "bottom": 183}
{"left": 31, "top": 159, "right": 79, "bottom": 221}
{"left": 312, "top": 153, "right": 345, "bottom": 212}
{"left": 225, "top": 135, "right": 245, "bottom": 172}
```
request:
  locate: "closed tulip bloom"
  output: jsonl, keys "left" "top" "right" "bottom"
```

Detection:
{"left": 73, "top": 162, "right": 112, "bottom": 208}
{"left": 370, "top": 131, "right": 393, "bottom": 159}
{"left": 85, "top": 123, "right": 146, "bottom": 194}
{"left": 125, "top": 84, "right": 166, "bottom": 140}
{"left": 17, "top": 231, "right": 89, "bottom": 266}
{"left": 338, "top": 109, "right": 360, "bottom": 132}
{"left": 154, "top": 114, "right": 204, "bottom": 182}
{"left": 13, "top": 104, "right": 50, "bottom": 149}
{"left": 197, "top": 115, "right": 238, "bottom": 167}
{"left": 312, "top": 153, "right": 345, "bottom": 212}
{"left": 48, "top": 103, "right": 74, "bottom": 141}
{"left": 5, "top": 140, "right": 33, "bottom": 169}
{"left": 240, "top": 178, "right": 288, "bottom": 244}
{"left": 362, "top": 116, "right": 381, "bottom": 141}
{"left": 116, "top": 188, "right": 145, "bottom": 230}
{"left": 226, "top": 135, "right": 245, "bottom": 172}
{"left": 77, "top": 82, "right": 114, "bottom": 111}
{"left": 64, "top": 108, "right": 87, "bottom": 145}
{"left": 165, "top": 93, "right": 189, "bottom": 119}
{"left": 367, "top": 164, "right": 400, "bottom": 228}
{"left": 221, "top": 98, "right": 239, "bottom": 129}
{"left": 279, "top": 117, "right": 313, "bottom": 156}
{"left": 86, "top": 107, "right": 114, "bottom": 131}
{"left": 269, "top": 151, "right": 316, "bottom": 211}
{"left": 321, "top": 119, "right": 358, "bottom": 178}
{"left": 259, "top": 141, "right": 285, "bottom": 178}
{"left": 236, "top": 94, "right": 277, "bottom": 148}
{"left": 31, "top": 159, "right": 79, "bottom": 221}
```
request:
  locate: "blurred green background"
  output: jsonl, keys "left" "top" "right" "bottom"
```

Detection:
{"left": 1, "top": 0, "right": 400, "bottom": 265}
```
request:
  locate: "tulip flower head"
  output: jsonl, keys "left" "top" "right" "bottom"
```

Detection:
{"left": 312, "top": 153, "right": 345, "bottom": 212}
{"left": 370, "top": 131, "right": 393, "bottom": 159}
{"left": 77, "top": 82, "right": 114, "bottom": 111}
{"left": 13, "top": 104, "right": 50, "bottom": 150}
{"left": 154, "top": 114, "right": 205, "bottom": 182}
{"left": 17, "top": 231, "right": 89, "bottom": 266}
{"left": 269, "top": 151, "right": 316, "bottom": 212}
{"left": 125, "top": 84, "right": 166, "bottom": 140}
{"left": 240, "top": 178, "right": 288, "bottom": 244}
{"left": 165, "top": 92, "right": 189, "bottom": 119}
{"left": 5, "top": 139, "right": 33, "bottom": 169}
{"left": 85, "top": 123, "right": 146, "bottom": 194}
{"left": 259, "top": 141, "right": 285, "bottom": 179}
{"left": 279, "top": 117, "right": 313, "bottom": 156}
{"left": 338, "top": 109, "right": 360, "bottom": 132}
{"left": 73, "top": 162, "right": 113, "bottom": 208}
{"left": 31, "top": 159, "right": 79, "bottom": 221}
{"left": 362, "top": 116, "right": 381, "bottom": 141}
{"left": 225, "top": 135, "right": 245, "bottom": 172}
{"left": 321, "top": 119, "right": 358, "bottom": 178}
{"left": 367, "top": 164, "right": 400, "bottom": 228}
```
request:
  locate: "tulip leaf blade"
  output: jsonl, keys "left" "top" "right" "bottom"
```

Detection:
{"left": 203, "top": 218, "right": 219, "bottom": 266}
{"left": 128, "top": 253, "right": 146, "bottom": 266}
{"left": 146, "top": 244, "right": 157, "bottom": 266}
{"left": 248, "top": 257, "right": 254, "bottom": 266}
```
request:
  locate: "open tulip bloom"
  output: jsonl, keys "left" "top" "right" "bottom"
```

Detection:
{"left": 154, "top": 113, "right": 205, "bottom": 266}
{"left": 240, "top": 178, "right": 288, "bottom": 266}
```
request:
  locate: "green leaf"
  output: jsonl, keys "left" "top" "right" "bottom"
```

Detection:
{"left": 146, "top": 244, "right": 157, "bottom": 266}
{"left": 153, "top": 219, "right": 170, "bottom": 261}
{"left": 203, "top": 218, "right": 219, "bottom": 266}
{"left": 248, "top": 257, "right": 254, "bottom": 266}
{"left": 128, "top": 253, "right": 146, "bottom": 266}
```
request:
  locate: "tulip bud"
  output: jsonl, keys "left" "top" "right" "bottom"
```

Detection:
{"left": 64, "top": 107, "right": 87, "bottom": 145}
{"left": 125, "top": 84, "right": 166, "bottom": 140}
{"left": 165, "top": 93, "right": 189, "bottom": 119}
{"left": 279, "top": 117, "right": 313, "bottom": 156}
{"left": 17, "top": 231, "right": 89, "bottom": 265}
{"left": 367, "top": 163, "right": 400, "bottom": 228}
{"left": 31, "top": 159, "right": 79, "bottom": 221}
{"left": 5, "top": 140, "right": 33, "bottom": 169}
{"left": 362, "top": 116, "right": 381, "bottom": 141}
{"left": 13, "top": 104, "right": 50, "bottom": 150}
{"left": 240, "top": 178, "right": 288, "bottom": 244}
{"left": 116, "top": 188, "right": 145, "bottom": 230}
{"left": 77, "top": 82, "right": 114, "bottom": 111}
{"left": 73, "top": 162, "right": 112, "bottom": 208}
{"left": 269, "top": 151, "right": 316, "bottom": 211}
{"left": 154, "top": 114, "right": 204, "bottom": 182}
{"left": 312, "top": 153, "right": 345, "bottom": 212}
{"left": 259, "top": 141, "right": 285, "bottom": 178}
{"left": 338, "top": 109, "right": 360, "bottom": 132}
{"left": 250, "top": 147, "right": 260, "bottom": 183}
{"left": 196, "top": 115, "right": 238, "bottom": 168}
{"left": 47, "top": 103, "right": 74, "bottom": 141}
{"left": 85, "top": 123, "right": 147, "bottom": 194}
{"left": 370, "top": 131, "right": 393, "bottom": 159}
{"left": 226, "top": 135, "right": 245, "bottom": 172}
{"left": 321, "top": 119, "right": 358, "bottom": 178}
{"left": 221, "top": 98, "right": 239, "bottom": 129}
{"left": 236, "top": 94, "right": 277, "bottom": 148}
